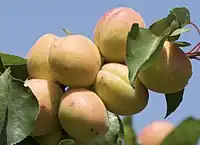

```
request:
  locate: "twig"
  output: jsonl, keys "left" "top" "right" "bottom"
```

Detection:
{"left": 62, "top": 28, "right": 71, "bottom": 35}
{"left": 187, "top": 42, "right": 200, "bottom": 53}
{"left": 190, "top": 22, "right": 200, "bottom": 36}
{"left": 186, "top": 52, "right": 200, "bottom": 60}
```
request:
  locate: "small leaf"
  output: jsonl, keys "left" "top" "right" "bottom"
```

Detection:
{"left": 0, "top": 57, "right": 6, "bottom": 73}
{"left": 116, "top": 115, "right": 124, "bottom": 145}
{"left": 164, "top": 89, "right": 184, "bottom": 118}
{"left": 175, "top": 41, "right": 191, "bottom": 47}
{"left": 0, "top": 52, "right": 26, "bottom": 65}
{"left": 123, "top": 116, "right": 137, "bottom": 145}
{"left": 7, "top": 64, "right": 29, "bottom": 81}
{"left": 0, "top": 108, "right": 8, "bottom": 145}
{"left": 6, "top": 79, "right": 39, "bottom": 145}
{"left": 16, "top": 136, "right": 40, "bottom": 145}
{"left": 129, "top": 23, "right": 139, "bottom": 39}
{"left": 168, "top": 34, "right": 180, "bottom": 42}
{"left": 0, "top": 52, "right": 28, "bottom": 81}
{"left": 149, "top": 14, "right": 179, "bottom": 36}
{"left": 170, "top": 27, "right": 191, "bottom": 36}
{"left": 0, "top": 68, "right": 39, "bottom": 145}
{"left": 170, "top": 7, "right": 191, "bottom": 27}
{"left": 126, "top": 25, "right": 171, "bottom": 85}
{"left": 59, "top": 139, "right": 76, "bottom": 145}
{"left": 149, "top": 7, "right": 190, "bottom": 42}
{"left": 160, "top": 117, "right": 200, "bottom": 145}
{"left": 0, "top": 68, "right": 11, "bottom": 133}
{"left": 90, "top": 112, "right": 124, "bottom": 145}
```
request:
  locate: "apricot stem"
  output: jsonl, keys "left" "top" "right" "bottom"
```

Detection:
{"left": 187, "top": 42, "right": 200, "bottom": 53}
{"left": 186, "top": 51, "right": 200, "bottom": 60}
{"left": 190, "top": 21, "right": 200, "bottom": 36}
{"left": 62, "top": 28, "right": 71, "bottom": 36}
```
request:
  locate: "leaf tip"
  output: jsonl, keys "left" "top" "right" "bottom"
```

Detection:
{"left": 129, "top": 23, "right": 140, "bottom": 40}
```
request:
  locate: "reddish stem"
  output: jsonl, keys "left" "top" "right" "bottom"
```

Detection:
{"left": 190, "top": 21, "right": 200, "bottom": 36}
{"left": 183, "top": 22, "right": 200, "bottom": 61}
{"left": 190, "top": 56, "right": 200, "bottom": 61}
{"left": 197, "top": 44, "right": 200, "bottom": 52}
{"left": 186, "top": 52, "right": 200, "bottom": 60}
{"left": 186, "top": 42, "right": 200, "bottom": 53}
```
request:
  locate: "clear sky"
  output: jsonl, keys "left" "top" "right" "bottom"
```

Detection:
{"left": 0, "top": 0, "right": 199, "bottom": 140}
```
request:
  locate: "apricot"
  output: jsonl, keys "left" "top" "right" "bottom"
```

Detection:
{"left": 93, "top": 7, "right": 146, "bottom": 63}
{"left": 138, "top": 120, "right": 175, "bottom": 145}
{"left": 58, "top": 88, "right": 109, "bottom": 142}
{"left": 138, "top": 41, "right": 192, "bottom": 93}
{"left": 48, "top": 34, "right": 101, "bottom": 88}
{"left": 24, "top": 79, "right": 63, "bottom": 136}
{"left": 94, "top": 63, "right": 149, "bottom": 115}
{"left": 26, "top": 33, "right": 58, "bottom": 81}
{"left": 34, "top": 131, "right": 62, "bottom": 145}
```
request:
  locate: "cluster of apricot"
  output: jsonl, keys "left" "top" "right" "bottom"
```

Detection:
{"left": 24, "top": 6, "right": 192, "bottom": 145}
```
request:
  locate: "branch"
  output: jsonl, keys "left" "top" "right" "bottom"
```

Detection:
{"left": 186, "top": 52, "right": 200, "bottom": 60}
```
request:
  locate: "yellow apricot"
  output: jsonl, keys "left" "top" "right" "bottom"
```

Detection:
{"left": 58, "top": 88, "right": 109, "bottom": 142}
{"left": 24, "top": 79, "right": 63, "bottom": 136}
{"left": 94, "top": 63, "right": 149, "bottom": 115}
{"left": 26, "top": 33, "right": 59, "bottom": 81}
{"left": 93, "top": 7, "right": 146, "bottom": 63}
{"left": 49, "top": 34, "right": 101, "bottom": 88}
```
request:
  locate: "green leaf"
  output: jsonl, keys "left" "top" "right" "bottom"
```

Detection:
{"left": 0, "top": 68, "right": 11, "bottom": 133}
{"left": 149, "top": 13, "right": 179, "bottom": 36}
{"left": 170, "top": 27, "right": 191, "bottom": 36}
{"left": 0, "top": 108, "right": 8, "bottom": 145}
{"left": 175, "top": 41, "right": 191, "bottom": 47}
{"left": 123, "top": 116, "right": 137, "bottom": 145}
{"left": 160, "top": 117, "right": 200, "bottom": 145}
{"left": 164, "top": 89, "right": 184, "bottom": 118}
{"left": 0, "top": 68, "right": 39, "bottom": 145}
{"left": 116, "top": 115, "right": 124, "bottom": 145}
{"left": 170, "top": 7, "right": 191, "bottom": 28}
{"left": 16, "top": 136, "right": 40, "bottom": 145}
{"left": 90, "top": 112, "right": 124, "bottom": 145}
{"left": 126, "top": 24, "right": 172, "bottom": 85}
{"left": 7, "top": 80, "right": 39, "bottom": 145}
{"left": 59, "top": 139, "right": 76, "bottom": 145}
{"left": 7, "top": 64, "right": 29, "bottom": 81}
{"left": 0, "top": 52, "right": 28, "bottom": 81}
{"left": 149, "top": 7, "right": 191, "bottom": 42}
{"left": 0, "top": 52, "right": 26, "bottom": 65}
{"left": 0, "top": 57, "right": 6, "bottom": 73}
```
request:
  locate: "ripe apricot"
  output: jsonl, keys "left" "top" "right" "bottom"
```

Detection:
{"left": 58, "top": 88, "right": 109, "bottom": 142}
{"left": 94, "top": 7, "right": 146, "bottom": 63}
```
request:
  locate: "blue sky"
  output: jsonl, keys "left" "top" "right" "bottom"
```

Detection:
{"left": 0, "top": 0, "right": 199, "bottom": 139}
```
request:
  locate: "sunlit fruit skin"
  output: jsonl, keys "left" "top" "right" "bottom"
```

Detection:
{"left": 49, "top": 34, "right": 101, "bottom": 88}
{"left": 34, "top": 130, "right": 62, "bottom": 145}
{"left": 93, "top": 7, "right": 146, "bottom": 63}
{"left": 58, "top": 88, "right": 109, "bottom": 142}
{"left": 138, "top": 120, "right": 175, "bottom": 145}
{"left": 24, "top": 79, "right": 63, "bottom": 136}
{"left": 26, "top": 33, "right": 59, "bottom": 81}
{"left": 94, "top": 63, "right": 149, "bottom": 115}
{"left": 138, "top": 41, "right": 192, "bottom": 94}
